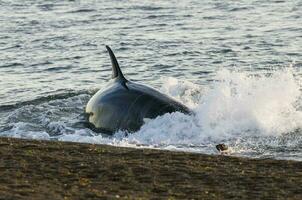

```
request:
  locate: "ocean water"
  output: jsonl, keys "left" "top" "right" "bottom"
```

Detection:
{"left": 0, "top": 0, "right": 302, "bottom": 161}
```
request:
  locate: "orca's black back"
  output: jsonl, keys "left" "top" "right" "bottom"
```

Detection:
{"left": 86, "top": 80, "right": 191, "bottom": 134}
{"left": 85, "top": 46, "right": 191, "bottom": 134}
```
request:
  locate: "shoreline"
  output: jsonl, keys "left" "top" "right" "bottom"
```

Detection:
{"left": 0, "top": 137, "right": 301, "bottom": 199}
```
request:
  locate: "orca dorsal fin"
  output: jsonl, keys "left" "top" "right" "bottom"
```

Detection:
{"left": 106, "top": 45, "right": 127, "bottom": 82}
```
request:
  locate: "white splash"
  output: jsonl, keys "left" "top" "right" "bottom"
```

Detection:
{"left": 123, "top": 68, "right": 300, "bottom": 140}
{"left": 195, "top": 68, "right": 302, "bottom": 138}
{"left": 2, "top": 67, "right": 302, "bottom": 160}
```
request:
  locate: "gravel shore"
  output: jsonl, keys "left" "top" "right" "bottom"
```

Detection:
{"left": 0, "top": 137, "right": 301, "bottom": 199}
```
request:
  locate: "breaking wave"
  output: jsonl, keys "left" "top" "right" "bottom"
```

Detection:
{"left": 1, "top": 67, "right": 302, "bottom": 160}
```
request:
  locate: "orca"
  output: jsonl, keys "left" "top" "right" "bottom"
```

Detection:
{"left": 85, "top": 46, "right": 191, "bottom": 134}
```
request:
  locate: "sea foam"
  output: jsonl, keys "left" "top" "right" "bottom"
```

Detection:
{"left": 57, "top": 67, "right": 302, "bottom": 159}
{"left": 2, "top": 67, "right": 302, "bottom": 160}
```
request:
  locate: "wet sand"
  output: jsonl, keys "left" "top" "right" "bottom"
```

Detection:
{"left": 0, "top": 137, "right": 301, "bottom": 199}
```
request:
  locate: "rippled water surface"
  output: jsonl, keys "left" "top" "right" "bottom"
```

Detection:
{"left": 1, "top": 0, "right": 302, "bottom": 160}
